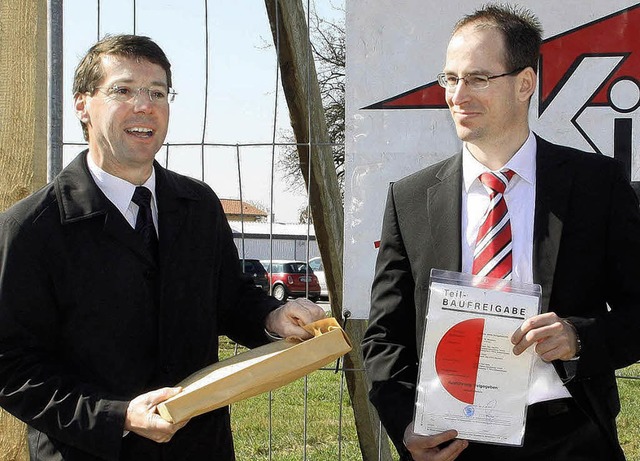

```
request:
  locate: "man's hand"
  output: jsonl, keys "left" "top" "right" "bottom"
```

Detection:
{"left": 265, "top": 298, "right": 326, "bottom": 339}
{"left": 403, "top": 424, "right": 468, "bottom": 461}
{"left": 511, "top": 312, "right": 579, "bottom": 361}
{"left": 125, "top": 387, "right": 189, "bottom": 443}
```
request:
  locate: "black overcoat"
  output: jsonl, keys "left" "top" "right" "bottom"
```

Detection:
{"left": 0, "top": 151, "right": 282, "bottom": 460}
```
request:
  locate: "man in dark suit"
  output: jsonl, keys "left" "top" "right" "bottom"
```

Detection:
{"left": 0, "top": 34, "right": 325, "bottom": 460}
{"left": 362, "top": 5, "right": 640, "bottom": 461}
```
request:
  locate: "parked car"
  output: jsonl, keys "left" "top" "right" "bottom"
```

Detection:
{"left": 260, "top": 260, "right": 321, "bottom": 302}
{"left": 242, "top": 258, "right": 270, "bottom": 293}
{"left": 308, "top": 256, "right": 328, "bottom": 299}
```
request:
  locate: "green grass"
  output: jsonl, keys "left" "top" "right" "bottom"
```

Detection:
{"left": 617, "top": 364, "right": 640, "bottom": 460}
{"left": 220, "top": 337, "right": 361, "bottom": 460}
{"left": 221, "top": 338, "right": 640, "bottom": 461}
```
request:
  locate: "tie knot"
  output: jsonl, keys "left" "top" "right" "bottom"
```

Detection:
{"left": 132, "top": 186, "right": 153, "bottom": 209}
{"left": 479, "top": 169, "right": 514, "bottom": 194}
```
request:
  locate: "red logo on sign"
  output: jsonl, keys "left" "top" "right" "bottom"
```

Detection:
{"left": 364, "top": 4, "right": 640, "bottom": 116}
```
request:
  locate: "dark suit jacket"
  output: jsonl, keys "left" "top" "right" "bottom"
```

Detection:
{"left": 0, "top": 151, "right": 282, "bottom": 461}
{"left": 362, "top": 136, "right": 640, "bottom": 460}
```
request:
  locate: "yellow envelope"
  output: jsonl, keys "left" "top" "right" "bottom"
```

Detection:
{"left": 158, "top": 317, "right": 352, "bottom": 423}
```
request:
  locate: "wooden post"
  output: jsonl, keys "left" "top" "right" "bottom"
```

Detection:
{"left": 264, "top": 1, "right": 392, "bottom": 459}
{"left": 0, "top": 0, "right": 48, "bottom": 459}
{"left": 0, "top": 0, "right": 48, "bottom": 211}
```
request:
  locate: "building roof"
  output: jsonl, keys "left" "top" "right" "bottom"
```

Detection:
{"left": 220, "top": 199, "right": 268, "bottom": 218}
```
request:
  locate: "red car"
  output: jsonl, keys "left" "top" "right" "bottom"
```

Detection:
{"left": 260, "top": 260, "right": 321, "bottom": 302}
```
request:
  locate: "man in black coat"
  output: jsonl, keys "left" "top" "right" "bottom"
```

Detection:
{"left": 362, "top": 5, "right": 640, "bottom": 461}
{"left": 0, "top": 34, "right": 325, "bottom": 460}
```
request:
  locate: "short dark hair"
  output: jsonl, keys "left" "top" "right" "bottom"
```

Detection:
{"left": 73, "top": 34, "right": 172, "bottom": 141}
{"left": 453, "top": 3, "right": 543, "bottom": 73}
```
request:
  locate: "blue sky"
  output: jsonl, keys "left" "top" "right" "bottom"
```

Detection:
{"left": 62, "top": 1, "right": 343, "bottom": 222}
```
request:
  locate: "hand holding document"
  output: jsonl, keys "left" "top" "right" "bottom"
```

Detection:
{"left": 414, "top": 270, "right": 541, "bottom": 446}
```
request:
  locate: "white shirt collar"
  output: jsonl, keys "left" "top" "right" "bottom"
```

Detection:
{"left": 86, "top": 154, "right": 157, "bottom": 215}
{"left": 462, "top": 131, "right": 537, "bottom": 191}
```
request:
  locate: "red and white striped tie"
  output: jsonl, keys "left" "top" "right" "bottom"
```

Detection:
{"left": 472, "top": 169, "right": 515, "bottom": 280}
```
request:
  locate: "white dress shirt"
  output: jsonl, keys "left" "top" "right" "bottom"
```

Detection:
{"left": 461, "top": 131, "right": 571, "bottom": 404}
{"left": 86, "top": 154, "right": 159, "bottom": 235}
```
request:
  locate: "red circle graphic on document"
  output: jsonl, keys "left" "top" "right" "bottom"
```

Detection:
{"left": 435, "top": 318, "right": 485, "bottom": 404}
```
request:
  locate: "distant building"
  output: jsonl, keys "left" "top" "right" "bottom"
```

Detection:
{"left": 220, "top": 199, "right": 318, "bottom": 260}
{"left": 220, "top": 199, "right": 268, "bottom": 222}
{"left": 230, "top": 221, "right": 319, "bottom": 261}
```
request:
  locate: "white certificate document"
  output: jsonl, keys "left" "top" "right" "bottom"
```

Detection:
{"left": 414, "top": 270, "right": 541, "bottom": 446}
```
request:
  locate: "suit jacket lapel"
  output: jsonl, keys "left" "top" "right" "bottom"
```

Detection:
{"left": 428, "top": 154, "right": 463, "bottom": 272}
{"left": 424, "top": 141, "right": 570, "bottom": 306}
{"left": 422, "top": 138, "right": 573, "bottom": 312}
{"left": 533, "top": 136, "right": 573, "bottom": 312}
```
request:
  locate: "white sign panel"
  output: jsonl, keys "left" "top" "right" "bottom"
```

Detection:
{"left": 345, "top": 0, "right": 640, "bottom": 318}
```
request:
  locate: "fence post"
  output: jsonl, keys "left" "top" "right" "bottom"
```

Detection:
{"left": 0, "top": 0, "right": 48, "bottom": 458}
{"left": 264, "top": 1, "right": 393, "bottom": 459}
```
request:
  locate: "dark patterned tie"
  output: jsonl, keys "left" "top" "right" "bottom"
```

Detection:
{"left": 131, "top": 186, "right": 158, "bottom": 261}
{"left": 472, "top": 169, "right": 515, "bottom": 280}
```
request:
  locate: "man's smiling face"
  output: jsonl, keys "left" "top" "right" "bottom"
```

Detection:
{"left": 444, "top": 24, "right": 525, "bottom": 152}
{"left": 75, "top": 54, "right": 169, "bottom": 182}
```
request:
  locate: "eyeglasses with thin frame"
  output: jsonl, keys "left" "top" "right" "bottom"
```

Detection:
{"left": 437, "top": 67, "right": 525, "bottom": 91}
{"left": 94, "top": 84, "right": 177, "bottom": 104}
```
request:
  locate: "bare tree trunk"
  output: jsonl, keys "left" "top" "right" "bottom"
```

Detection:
{"left": 263, "top": 1, "right": 392, "bottom": 459}
{"left": 0, "top": 0, "right": 48, "bottom": 459}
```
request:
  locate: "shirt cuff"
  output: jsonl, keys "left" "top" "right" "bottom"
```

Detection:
{"left": 264, "top": 328, "right": 282, "bottom": 342}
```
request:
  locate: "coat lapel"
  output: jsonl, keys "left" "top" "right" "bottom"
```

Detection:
{"left": 153, "top": 165, "right": 202, "bottom": 363}
{"left": 533, "top": 136, "right": 573, "bottom": 312}
{"left": 54, "top": 151, "right": 150, "bottom": 263}
{"left": 428, "top": 154, "right": 463, "bottom": 272}
{"left": 54, "top": 152, "right": 202, "bottom": 267}
{"left": 55, "top": 150, "right": 110, "bottom": 223}
{"left": 154, "top": 164, "right": 199, "bottom": 268}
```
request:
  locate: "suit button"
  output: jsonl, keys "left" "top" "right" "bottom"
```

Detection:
{"left": 163, "top": 364, "right": 172, "bottom": 374}
{"left": 144, "top": 270, "right": 155, "bottom": 280}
